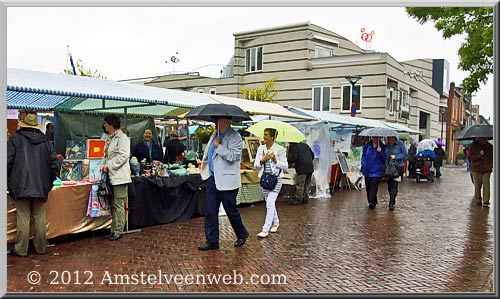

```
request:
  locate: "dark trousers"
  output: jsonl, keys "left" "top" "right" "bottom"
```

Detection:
{"left": 365, "top": 177, "right": 381, "bottom": 205}
{"left": 387, "top": 179, "right": 398, "bottom": 206}
{"left": 204, "top": 176, "right": 248, "bottom": 246}
{"left": 435, "top": 166, "right": 442, "bottom": 178}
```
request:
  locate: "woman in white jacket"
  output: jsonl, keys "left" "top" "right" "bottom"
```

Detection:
{"left": 101, "top": 114, "right": 132, "bottom": 241}
{"left": 254, "top": 128, "right": 288, "bottom": 238}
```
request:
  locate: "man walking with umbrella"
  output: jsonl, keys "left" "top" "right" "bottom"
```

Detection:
{"left": 186, "top": 104, "right": 250, "bottom": 250}
{"left": 469, "top": 137, "right": 493, "bottom": 207}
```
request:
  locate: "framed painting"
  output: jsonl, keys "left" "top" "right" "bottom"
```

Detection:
{"left": 87, "top": 139, "right": 105, "bottom": 159}
{"left": 65, "top": 140, "right": 86, "bottom": 159}
{"left": 60, "top": 160, "right": 83, "bottom": 181}
{"left": 245, "top": 137, "right": 261, "bottom": 162}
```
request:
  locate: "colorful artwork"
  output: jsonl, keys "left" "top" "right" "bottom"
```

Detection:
{"left": 86, "top": 184, "right": 111, "bottom": 218}
{"left": 60, "top": 160, "right": 83, "bottom": 181}
{"left": 88, "top": 159, "right": 103, "bottom": 182}
{"left": 87, "top": 139, "right": 105, "bottom": 159}
{"left": 66, "top": 140, "right": 86, "bottom": 159}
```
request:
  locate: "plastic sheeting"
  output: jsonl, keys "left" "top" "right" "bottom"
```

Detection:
{"left": 291, "top": 121, "right": 332, "bottom": 198}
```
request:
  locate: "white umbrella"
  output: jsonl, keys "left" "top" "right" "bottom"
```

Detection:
{"left": 417, "top": 139, "right": 437, "bottom": 151}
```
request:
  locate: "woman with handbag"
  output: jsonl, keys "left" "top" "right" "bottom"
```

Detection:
{"left": 361, "top": 136, "right": 386, "bottom": 209}
{"left": 384, "top": 136, "right": 408, "bottom": 210}
{"left": 254, "top": 128, "right": 288, "bottom": 238}
{"left": 101, "top": 114, "right": 132, "bottom": 241}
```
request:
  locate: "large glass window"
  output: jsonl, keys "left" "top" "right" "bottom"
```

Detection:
{"left": 341, "top": 84, "right": 362, "bottom": 113}
{"left": 312, "top": 86, "right": 331, "bottom": 111}
{"left": 245, "top": 47, "right": 263, "bottom": 73}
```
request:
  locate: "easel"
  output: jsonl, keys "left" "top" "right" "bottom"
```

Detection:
{"left": 337, "top": 150, "right": 353, "bottom": 191}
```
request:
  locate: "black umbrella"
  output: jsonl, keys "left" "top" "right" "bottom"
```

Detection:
{"left": 184, "top": 104, "right": 251, "bottom": 123}
{"left": 456, "top": 124, "right": 493, "bottom": 140}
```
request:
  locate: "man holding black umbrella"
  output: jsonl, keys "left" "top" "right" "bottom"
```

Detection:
{"left": 185, "top": 104, "right": 250, "bottom": 250}
{"left": 469, "top": 137, "right": 493, "bottom": 207}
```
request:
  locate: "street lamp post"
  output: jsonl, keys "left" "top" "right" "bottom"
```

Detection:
{"left": 345, "top": 75, "right": 362, "bottom": 94}
{"left": 439, "top": 107, "right": 446, "bottom": 142}
{"left": 345, "top": 76, "right": 362, "bottom": 116}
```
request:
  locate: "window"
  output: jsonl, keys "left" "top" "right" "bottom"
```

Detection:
{"left": 197, "top": 89, "right": 204, "bottom": 93}
{"left": 315, "top": 45, "right": 333, "bottom": 58}
{"left": 245, "top": 46, "right": 263, "bottom": 73}
{"left": 312, "top": 85, "right": 331, "bottom": 111}
{"left": 341, "top": 84, "right": 362, "bottom": 113}
{"left": 388, "top": 88, "right": 395, "bottom": 115}
{"left": 209, "top": 88, "right": 216, "bottom": 95}
{"left": 399, "top": 89, "right": 409, "bottom": 111}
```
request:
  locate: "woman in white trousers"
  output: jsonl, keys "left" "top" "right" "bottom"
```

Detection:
{"left": 254, "top": 128, "right": 288, "bottom": 238}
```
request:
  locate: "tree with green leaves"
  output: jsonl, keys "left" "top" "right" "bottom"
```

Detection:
{"left": 64, "top": 58, "right": 107, "bottom": 79}
{"left": 240, "top": 77, "right": 279, "bottom": 103}
{"left": 406, "top": 7, "right": 493, "bottom": 94}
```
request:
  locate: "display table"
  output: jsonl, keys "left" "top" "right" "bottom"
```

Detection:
{"left": 7, "top": 175, "right": 206, "bottom": 244}
{"left": 237, "top": 170, "right": 262, "bottom": 204}
{"left": 127, "top": 175, "right": 205, "bottom": 229}
{"left": 7, "top": 183, "right": 111, "bottom": 244}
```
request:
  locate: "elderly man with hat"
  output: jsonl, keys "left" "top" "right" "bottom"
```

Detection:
{"left": 7, "top": 113, "right": 59, "bottom": 257}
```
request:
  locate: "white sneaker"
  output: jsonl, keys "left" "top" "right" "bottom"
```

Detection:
{"left": 270, "top": 224, "right": 279, "bottom": 233}
{"left": 257, "top": 230, "right": 269, "bottom": 238}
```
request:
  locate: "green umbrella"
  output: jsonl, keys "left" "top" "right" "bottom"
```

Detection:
{"left": 246, "top": 120, "right": 306, "bottom": 143}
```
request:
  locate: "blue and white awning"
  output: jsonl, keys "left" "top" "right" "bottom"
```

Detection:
{"left": 7, "top": 68, "right": 217, "bottom": 115}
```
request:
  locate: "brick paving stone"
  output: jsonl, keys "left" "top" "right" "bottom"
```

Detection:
{"left": 6, "top": 167, "right": 495, "bottom": 293}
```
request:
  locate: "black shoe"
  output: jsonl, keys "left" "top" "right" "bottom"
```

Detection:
{"left": 389, "top": 204, "right": 395, "bottom": 211}
{"left": 9, "top": 249, "right": 26, "bottom": 257}
{"left": 198, "top": 243, "right": 219, "bottom": 251}
{"left": 234, "top": 233, "right": 249, "bottom": 247}
{"left": 103, "top": 233, "right": 113, "bottom": 239}
{"left": 108, "top": 233, "right": 122, "bottom": 241}
{"left": 477, "top": 201, "right": 483, "bottom": 206}
{"left": 368, "top": 204, "right": 375, "bottom": 209}
{"left": 483, "top": 202, "right": 490, "bottom": 207}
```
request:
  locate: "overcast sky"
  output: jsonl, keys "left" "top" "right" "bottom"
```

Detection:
{"left": 6, "top": 6, "right": 494, "bottom": 120}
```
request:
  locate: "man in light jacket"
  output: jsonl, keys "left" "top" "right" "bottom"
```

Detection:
{"left": 198, "top": 117, "right": 249, "bottom": 250}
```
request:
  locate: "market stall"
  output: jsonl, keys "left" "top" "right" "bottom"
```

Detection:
{"left": 7, "top": 175, "right": 205, "bottom": 244}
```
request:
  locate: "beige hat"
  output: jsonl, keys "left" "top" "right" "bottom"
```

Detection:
{"left": 18, "top": 113, "right": 41, "bottom": 129}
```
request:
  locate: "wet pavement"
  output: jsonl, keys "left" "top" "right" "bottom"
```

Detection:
{"left": 6, "top": 166, "right": 495, "bottom": 293}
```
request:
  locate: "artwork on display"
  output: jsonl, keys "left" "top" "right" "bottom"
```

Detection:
{"left": 337, "top": 149, "right": 350, "bottom": 174}
{"left": 88, "top": 159, "right": 103, "bottom": 182}
{"left": 60, "top": 160, "right": 83, "bottom": 181}
{"left": 245, "top": 137, "right": 260, "bottom": 162}
{"left": 66, "top": 140, "right": 86, "bottom": 159}
{"left": 334, "top": 128, "right": 352, "bottom": 154}
{"left": 87, "top": 139, "right": 105, "bottom": 159}
{"left": 241, "top": 147, "right": 251, "bottom": 163}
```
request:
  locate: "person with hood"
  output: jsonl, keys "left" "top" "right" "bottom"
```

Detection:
{"left": 468, "top": 137, "right": 493, "bottom": 207}
{"left": 361, "top": 136, "right": 386, "bottom": 209}
{"left": 287, "top": 142, "right": 315, "bottom": 204}
{"left": 407, "top": 141, "right": 417, "bottom": 178}
{"left": 7, "top": 113, "right": 59, "bottom": 257}
{"left": 433, "top": 144, "right": 445, "bottom": 178}
{"left": 385, "top": 136, "right": 408, "bottom": 210}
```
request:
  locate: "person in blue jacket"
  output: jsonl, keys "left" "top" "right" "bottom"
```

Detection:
{"left": 361, "top": 136, "right": 386, "bottom": 209}
{"left": 385, "top": 135, "right": 408, "bottom": 210}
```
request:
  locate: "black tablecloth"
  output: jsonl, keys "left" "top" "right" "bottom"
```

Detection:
{"left": 127, "top": 175, "right": 205, "bottom": 229}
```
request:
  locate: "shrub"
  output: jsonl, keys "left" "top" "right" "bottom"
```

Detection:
{"left": 456, "top": 152, "right": 465, "bottom": 160}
